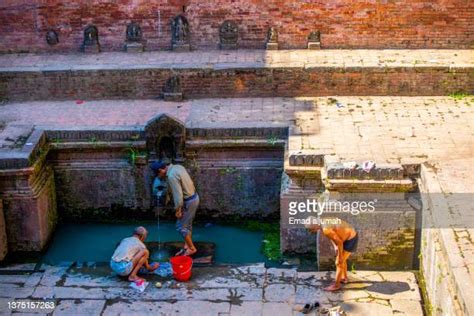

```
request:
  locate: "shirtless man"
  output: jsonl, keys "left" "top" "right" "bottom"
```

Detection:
{"left": 305, "top": 216, "right": 358, "bottom": 291}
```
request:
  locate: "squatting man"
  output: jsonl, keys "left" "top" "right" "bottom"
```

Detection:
{"left": 110, "top": 226, "right": 159, "bottom": 282}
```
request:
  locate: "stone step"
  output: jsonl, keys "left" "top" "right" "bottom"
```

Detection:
{"left": 326, "top": 161, "right": 405, "bottom": 180}
{"left": 0, "top": 49, "right": 472, "bottom": 101}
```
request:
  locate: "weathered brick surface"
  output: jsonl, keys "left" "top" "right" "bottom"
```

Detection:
{"left": 2, "top": 49, "right": 471, "bottom": 101}
{"left": 186, "top": 146, "right": 284, "bottom": 218}
{"left": 1, "top": 67, "right": 472, "bottom": 101}
{"left": 0, "top": 0, "right": 472, "bottom": 53}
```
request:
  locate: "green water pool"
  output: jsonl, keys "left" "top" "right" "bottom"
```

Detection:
{"left": 42, "top": 222, "right": 270, "bottom": 265}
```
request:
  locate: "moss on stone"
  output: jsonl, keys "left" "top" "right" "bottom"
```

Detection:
{"left": 358, "top": 228, "right": 415, "bottom": 270}
{"left": 416, "top": 263, "right": 433, "bottom": 316}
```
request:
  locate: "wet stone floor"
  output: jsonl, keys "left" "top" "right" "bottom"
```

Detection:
{"left": 0, "top": 262, "right": 423, "bottom": 315}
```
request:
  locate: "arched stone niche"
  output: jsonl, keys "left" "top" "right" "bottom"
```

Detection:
{"left": 145, "top": 114, "right": 185, "bottom": 163}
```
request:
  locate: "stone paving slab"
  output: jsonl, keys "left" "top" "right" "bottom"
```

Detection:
{"left": 53, "top": 299, "right": 106, "bottom": 316}
{"left": 0, "top": 50, "right": 471, "bottom": 72}
{"left": 1, "top": 96, "right": 472, "bottom": 167}
{"left": 0, "top": 264, "right": 423, "bottom": 315}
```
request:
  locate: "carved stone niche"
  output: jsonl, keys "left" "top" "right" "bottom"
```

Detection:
{"left": 219, "top": 20, "right": 238, "bottom": 50}
{"left": 125, "top": 22, "right": 144, "bottom": 52}
{"left": 82, "top": 25, "right": 100, "bottom": 53}
{"left": 307, "top": 31, "right": 321, "bottom": 50}
{"left": 266, "top": 27, "right": 278, "bottom": 50}
{"left": 145, "top": 114, "right": 185, "bottom": 164}
{"left": 171, "top": 15, "right": 190, "bottom": 52}
{"left": 163, "top": 75, "right": 183, "bottom": 101}
{"left": 46, "top": 30, "right": 59, "bottom": 46}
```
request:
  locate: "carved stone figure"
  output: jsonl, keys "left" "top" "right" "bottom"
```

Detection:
{"left": 163, "top": 75, "right": 183, "bottom": 101}
{"left": 267, "top": 27, "right": 278, "bottom": 43}
{"left": 307, "top": 30, "right": 321, "bottom": 50}
{"left": 124, "top": 22, "right": 144, "bottom": 52}
{"left": 219, "top": 20, "right": 238, "bottom": 49}
{"left": 172, "top": 15, "right": 190, "bottom": 44}
{"left": 266, "top": 27, "right": 278, "bottom": 50}
{"left": 126, "top": 22, "right": 142, "bottom": 42}
{"left": 82, "top": 25, "right": 100, "bottom": 53}
{"left": 171, "top": 15, "right": 190, "bottom": 51}
{"left": 308, "top": 31, "right": 321, "bottom": 42}
{"left": 84, "top": 25, "right": 99, "bottom": 45}
{"left": 46, "top": 30, "right": 59, "bottom": 46}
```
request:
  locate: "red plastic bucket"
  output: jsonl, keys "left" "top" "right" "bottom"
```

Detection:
{"left": 170, "top": 255, "right": 193, "bottom": 282}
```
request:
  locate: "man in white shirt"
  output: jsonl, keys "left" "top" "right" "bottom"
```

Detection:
{"left": 110, "top": 226, "right": 159, "bottom": 282}
{"left": 152, "top": 161, "right": 199, "bottom": 256}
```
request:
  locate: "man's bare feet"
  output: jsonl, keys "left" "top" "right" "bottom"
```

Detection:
{"left": 323, "top": 283, "right": 341, "bottom": 291}
{"left": 184, "top": 248, "right": 197, "bottom": 256}
{"left": 128, "top": 276, "right": 145, "bottom": 283}
{"left": 175, "top": 248, "right": 186, "bottom": 256}
{"left": 341, "top": 278, "right": 349, "bottom": 284}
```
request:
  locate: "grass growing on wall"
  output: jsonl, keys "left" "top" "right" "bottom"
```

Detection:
{"left": 242, "top": 221, "right": 281, "bottom": 261}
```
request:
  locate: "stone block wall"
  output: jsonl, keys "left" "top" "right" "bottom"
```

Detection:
{"left": 280, "top": 172, "right": 322, "bottom": 254}
{"left": 2, "top": 67, "right": 472, "bottom": 102}
{"left": 418, "top": 165, "right": 468, "bottom": 315}
{"left": 281, "top": 159, "right": 420, "bottom": 270}
{"left": 0, "top": 0, "right": 472, "bottom": 53}
{"left": 317, "top": 195, "right": 417, "bottom": 270}
{"left": 52, "top": 155, "right": 152, "bottom": 221}
{"left": 0, "top": 200, "right": 7, "bottom": 260}
{"left": 0, "top": 166, "right": 57, "bottom": 251}
{"left": 186, "top": 146, "right": 284, "bottom": 218}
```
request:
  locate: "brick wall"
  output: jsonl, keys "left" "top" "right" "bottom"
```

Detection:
{"left": 2, "top": 67, "right": 472, "bottom": 101}
{"left": 0, "top": 0, "right": 472, "bottom": 53}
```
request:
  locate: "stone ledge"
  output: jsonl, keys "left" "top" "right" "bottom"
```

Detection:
{"left": 325, "top": 162, "right": 405, "bottom": 180}
{"left": 1, "top": 50, "right": 471, "bottom": 72}
{"left": 288, "top": 151, "right": 324, "bottom": 167}
{"left": 45, "top": 129, "right": 144, "bottom": 142}
{"left": 50, "top": 141, "right": 146, "bottom": 150}
{"left": 0, "top": 124, "right": 288, "bottom": 169}
{"left": 186, "top": 139, "right": 285, "bottom": 149}
{"left": 324, "top": 178, "right": 416, "bottom": 192}
{"left": 187, "top": 127, "right": 289, "bottom": 139}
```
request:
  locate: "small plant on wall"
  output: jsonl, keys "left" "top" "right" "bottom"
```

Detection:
{"left": 124, "top": 146, "right": 147, "bottom": 165}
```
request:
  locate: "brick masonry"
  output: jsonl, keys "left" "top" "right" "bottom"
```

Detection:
{"left": 0, "top": 0, "right": 472, "bottom": 53}
{"left": 2, "top": 67, "right": 472, "bottom": 101}
{"left": 185, "top": 145, "right": 284, "bottom": 218}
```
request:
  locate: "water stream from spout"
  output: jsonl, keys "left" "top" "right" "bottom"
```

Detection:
{"left": 153, "top": 207, "right": 169, "bottom": 261}
{"left": 153, "top": 206, "right": 170, "bottom": 261}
